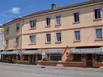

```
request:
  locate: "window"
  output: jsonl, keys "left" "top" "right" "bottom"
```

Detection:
{"left": 75, "top": 30, "right": 80, "bottom": 40}
{"left": 30, "top": 20, "right": 36, "bottom": 28}
{"left": 24, "top": 55, "right": 28, "bottom": 61}
{"left": 97, "top": 55, "right": 103, "bottom": 62}
{"left": 56, "top": 32, "right": 61, "bottom": 42}
{"left": 56, "top": 16, "right": 61, "bottom": 25}
{"left": 37, "top": 54, "right": 42, "bottom": 60}
{"left": 46, "top": 33, "right": 51, "bottom": 43}
{"left": 16, "top": 37, "right": 19, "bottom": 46}
{"left": 6, "top": 27, "right": 9, "bottom": 34}
{"left": 16, "top": 23, "right": 20, "bottom": 32}
{"left": 6, "top": 40, "right": 8, "bottom": 47}
{"left": 16, "top": 55, "right": 20, "bottom": 60}
{"left": 70, "top": 54, "right": 82, "bottom": 62}
{"left": 50, "top": 55, "right": 62, "bottom": 61}
{"left": 46, "top": 17, "right": 51, "bottom": 26}
{"left": 94, "top": 8, "right": 101, "bottom": 19}
{"left": 96, "top": 28, "right": 102, "bottom": 39}
{"left": 30, "top": 35, "right": 36, "bottom": 44}
{"left": 74, "top": 12, "right": 80, "bottom": 22}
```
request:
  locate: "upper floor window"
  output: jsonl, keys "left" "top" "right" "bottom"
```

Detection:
{"left": 6, "top": 40, "right": 8, "bottom": 47}
{"left": 30, "top": 20, "right": 36, "bottom": 28}
{"left": 96, "top": 28, "right": 102, "bottom": 39}
{"left": 6, "top": 27, "right": 9, "bottom": 34}
{"left": 74, "top": 12, "right": 80, "bottom": 22}
{"left": 30, "top": 35, "right": 36, "bottom": 44}
{"left": 94, "top": 8, "right": 101, "bottom": 19}
{"left": 16, "top": 37, "right": 19, "bottom": 46}
{"left": 74, "top": 30, "right": 80, "bottom": 40}
{"left": 46, "top": 33, "right": 51, "bottom": 43}
{"left": 56, "top": 16, "right": 61, "bottom": 25}
{"left": 16, "top": 23, "right": 20, "bottom": 32}
{"left": 46, "top": 17, "right": 51, "bottom": 26}
{"left": 56, "top": 32, "right": 61, "bottom": 42}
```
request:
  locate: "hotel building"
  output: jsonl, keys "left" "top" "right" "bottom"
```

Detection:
{"left": 1, "top": 0, "right": 103, "bottom": 67}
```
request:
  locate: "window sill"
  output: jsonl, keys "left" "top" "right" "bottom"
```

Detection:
{"left": 93, "top": 18, "right": 102, "bottom": 22}
{"left": 73, "top": 40, "right": 81, "bottom": 43}
{"left": 29, "top": 43, "right": 36, "bottom": 45}
{"left": 45, "top": 42, "right": 51, "bottom": 44}
{"left": 73, "top": 21, "right": 80, "bottom": 24}
{"left": 29, "top": 27, "right": 36, "bottom": 30}
{"left": 45, "top": 25, "right": 51, "bottom": 28}
{"left": 55, "top": 24, "right": 61, "bottom": 28}
{"left": 55, "top": 41, "right": 62, "bottom": 44}
{"left": 95, "top": 39, "right": 103, "bottom": 41}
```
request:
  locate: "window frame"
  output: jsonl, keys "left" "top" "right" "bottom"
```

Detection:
{"left": 74, "top": 12, "right": 80, "bottom": 22}
{"left": 74, "top": 30, "right": 81, "bottom": 41}
{"left": 16, "top": 23, "right": 20, "bottom": 32}
{"left": 46, "top": 17, "right": 51, "bottom": 26}
{"left": 46, "top": 33, "right": 51, "bottom": 43}
{"left": 96, "top": 28, "right": 103, "bottom": 39}
{"left": 56, "top": 16, "right": 61, "bottom": 25}
{"left": 30, "top": 20, "right": 37, "bottom": 28}
{"left": 6, "top": 27, "right": 9, "bottom": 34}
{"left": 29, "top": 35, "right": 36, "bottom": 44}
{"left": 56, "top": 32, "right": 62, "bottom": 42}
{"left": 94, "top": 8, "right": 101, "bottom": 19}
{"left": 16, "top": 37, "right": 19, "bottom": 46}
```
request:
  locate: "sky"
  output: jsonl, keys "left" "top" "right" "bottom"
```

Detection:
{"left": 0, "top": 0, "right": 89, "bottom": 25}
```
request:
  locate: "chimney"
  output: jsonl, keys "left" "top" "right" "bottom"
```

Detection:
{"left": 51, "top": 4, "right": 56, "bottom": 9}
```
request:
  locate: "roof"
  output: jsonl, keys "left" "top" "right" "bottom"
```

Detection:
{"left": 3, "top": 0, "right": 103, "bottom": 26}
{"left": 23, "top": 0, "right": 103, "bottom": 18}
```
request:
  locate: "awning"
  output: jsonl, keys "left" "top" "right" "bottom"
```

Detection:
{"left": 46, "top": 49, "right": 64, "bottom": 54}
{"left": 21, "top": 50, "right": 42, "bottom": 55}
{"left": 1, "top": 51, "right": 21, "bottom": 55}
{"left": 71, "top": 47, "right": 103, "bottom": 54}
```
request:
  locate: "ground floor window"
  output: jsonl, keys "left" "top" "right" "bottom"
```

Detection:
{"left": 24, "top": 55, "right": 28, "bottom": 61}
{"left": 70, "top": 54, "right": 82, "bottom": 62}
{"left": 50, "top": 54, "right": 62, "bottom": 61}
{"left": 37, "top": 54, "right": 42, "bottom": 60}
{"left": 96, "top": 55, "right": 103, "bottom": 62}
{"left": 16, "top": 55, "right": 20, "bottom": 60}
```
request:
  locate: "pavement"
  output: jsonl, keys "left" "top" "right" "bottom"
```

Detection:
{"left": 0, "top": 62, "right": 103, "bottom": 77}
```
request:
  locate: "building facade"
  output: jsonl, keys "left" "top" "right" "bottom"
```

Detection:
{"left": 0, "top": 26, "right": 4, "bottom": 60}
{"left": 1, "top": 0, "right": 103, "bottom": 67}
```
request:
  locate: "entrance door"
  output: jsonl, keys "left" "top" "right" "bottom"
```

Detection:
{"left": 30, "top": 55, "right": 36, "bottom": 65}
{"left": 86, "top": 54, "right": 93, "bottom": 67}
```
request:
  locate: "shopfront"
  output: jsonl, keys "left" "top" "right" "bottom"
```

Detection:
{"left": 71, "top": 47, "right": 103, "bottom": 67}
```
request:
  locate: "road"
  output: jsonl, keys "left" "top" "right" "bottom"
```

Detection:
{"left": 0, "top": 62, "right": 103, "bottom": 77}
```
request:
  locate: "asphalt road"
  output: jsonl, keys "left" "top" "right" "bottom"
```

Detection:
{"left": 0, "top": 62, "right": 103, "bottom": 77}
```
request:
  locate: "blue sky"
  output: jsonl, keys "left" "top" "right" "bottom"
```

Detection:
{"left": 0, "top": 0, "right": 89, "bottom": 25}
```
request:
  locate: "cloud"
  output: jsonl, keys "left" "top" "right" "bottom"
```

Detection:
{"left": 10, "top": 7, "right": 21, "bottom": 14}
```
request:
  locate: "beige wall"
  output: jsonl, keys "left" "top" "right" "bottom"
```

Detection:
{"left": 4, "top": 2, "right": 103, "bottom": 50}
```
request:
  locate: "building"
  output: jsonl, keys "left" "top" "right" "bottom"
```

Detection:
{"left": 0, "top": 26, "right": 4, "bottom": 60}
{"left": 1, "top": 0, "right": 103, "bottom": 67}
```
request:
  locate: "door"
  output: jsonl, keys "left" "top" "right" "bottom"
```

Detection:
{"left": 86, "top": 54, "right": 93, "bottom": 67}
{"left": 30, "top": 55, "right": 36, "bottom": 64}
